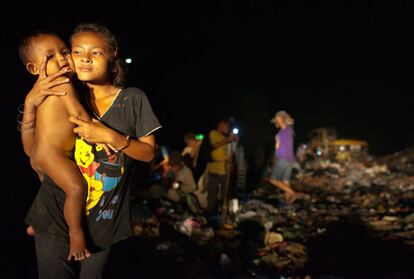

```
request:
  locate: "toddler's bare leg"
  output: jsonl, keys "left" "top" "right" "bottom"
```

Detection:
{"left": 31, "top": 144, "right": 91, "bottom": 261}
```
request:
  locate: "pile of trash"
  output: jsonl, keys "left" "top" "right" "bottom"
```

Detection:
{"left": 379, "top": 146, "right": 414, "bottom": 175}
{"left": 128, "top": 147, "right": 414, "bottom": 278}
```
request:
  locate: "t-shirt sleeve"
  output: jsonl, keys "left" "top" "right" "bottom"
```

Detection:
{"left": 134, "top": 91, "right": 161, "bottom": 139}
{"left": 283, "top": 127, "right": 293, "bottom": 143}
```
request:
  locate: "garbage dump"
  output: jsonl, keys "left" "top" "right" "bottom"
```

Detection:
{"left": 126, "top": 147, "right": 414, "bottom": 278}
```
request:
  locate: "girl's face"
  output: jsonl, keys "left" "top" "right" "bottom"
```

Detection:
{"left": 71, "top": 32, "right": 114, "bottom": 85}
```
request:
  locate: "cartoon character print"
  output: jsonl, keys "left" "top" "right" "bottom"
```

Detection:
{"left": 74, "top": 137, "right": 124, "bottom": 214}
{"left": 74, "top": 137, "right": 95, "bottom": 168}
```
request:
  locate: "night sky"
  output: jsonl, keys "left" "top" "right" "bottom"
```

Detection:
{"left": 4, "top": 1, "right": 414, "bottom": 275}
{"left": 6, "top": 1, "right": 414, "bottom": 154}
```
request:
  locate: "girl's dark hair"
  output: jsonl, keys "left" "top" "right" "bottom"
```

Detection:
{"left": 70, "top": 23, "right": 126, "bottom": 88}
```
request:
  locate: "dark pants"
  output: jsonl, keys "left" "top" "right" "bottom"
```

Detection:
{"left": 206, "top": 173, "right": 227, "bottom": 214}
{"left": 35, "top": 234, "right": 110, "bottom": 279}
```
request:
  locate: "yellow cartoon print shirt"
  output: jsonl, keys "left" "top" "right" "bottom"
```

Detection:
{"left": 74, "top": 137, "right": 124, "bottom": 214}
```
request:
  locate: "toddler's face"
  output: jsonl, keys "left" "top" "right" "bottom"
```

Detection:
{"left": 30, "top": 34, "right": 75, "bottom": 76}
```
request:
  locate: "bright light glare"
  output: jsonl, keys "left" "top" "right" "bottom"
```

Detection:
{"left": 125, "top": 58, "right": 132, "bottom": 64}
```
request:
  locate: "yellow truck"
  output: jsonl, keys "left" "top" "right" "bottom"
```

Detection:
{"left": 307, "top": 127, "right": 368, "bottom": 161}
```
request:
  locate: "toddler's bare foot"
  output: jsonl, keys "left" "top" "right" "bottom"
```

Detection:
{"left": 67, "top": 230, "right": 92, "bottom": 261}
{"left": 26, "top": 226, "right": 35, "bottom": 236}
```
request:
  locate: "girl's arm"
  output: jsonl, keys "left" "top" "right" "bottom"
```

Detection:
{"left": 192, "top": 142, "right": 202, "bottom": 167}
{"left": 69, "top": 116, "right": 156, "bottom": 162}
{"left": 20, "top": 57, "right": 70, "bottom": 156}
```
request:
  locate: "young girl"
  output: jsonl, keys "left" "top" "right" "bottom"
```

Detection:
{"left": 24, "top": 23, "right": 161, "bottom": 278}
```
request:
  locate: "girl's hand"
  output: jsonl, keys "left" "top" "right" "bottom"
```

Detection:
{"left": 96, "top": 143, "right": 113, "bottom": 156}
{"left": 69, "top": 117, "right": 115, "bottom": 145}
{"left": 227, "top": 133, "right": 238, "bottom": 142}
{"left": 24, "top": 56, "right": 70, "bottom": 112}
